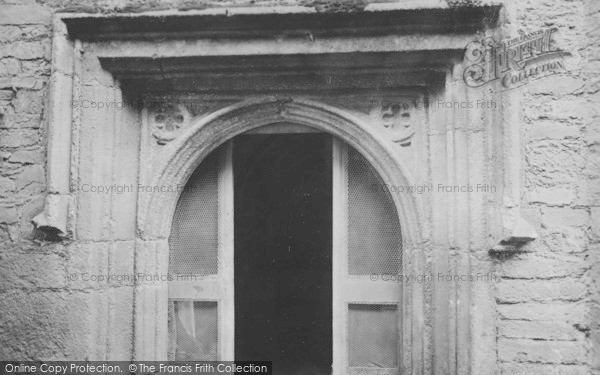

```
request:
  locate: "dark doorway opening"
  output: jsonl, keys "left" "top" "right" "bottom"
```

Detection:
{"left": 234, "top": 131, "right": 332, "bottom": 374}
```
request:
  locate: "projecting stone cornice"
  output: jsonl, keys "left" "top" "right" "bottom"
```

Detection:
{"left": 99, "top": 51, "right": 462, "bottom": 91}
{"left": 59, "top": 4, "right": 501, "bottom": 41}
{"left": 59, "top": 3, "right": 502, "bottom": 92}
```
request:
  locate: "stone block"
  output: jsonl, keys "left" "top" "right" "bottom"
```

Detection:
{"left": 526, "top": 140, "right": 585, "bottom": 185}
{"left": 0, "top": 246, "right": 67, "bottom": 289}
{"left": 501, "top": 255, "right": 585, "bottom": 279}
{"left": 498, "top": 339, "right": 585, "bottom": 364}
{"left": 19, "top": 194, "right": 45, "bottom": 224}
{"left": 530, "top": 121, "right": 580, "bottom": 140}
{"left": 499, "top": 320, "right": 583, "bottom": 340}
{"left": 0, "top": 26, "right": 20, "bottom": 41}
{"left": 20, "top": 60, "right": 50, "bottom": 76}
{"left": 0, "top": 5, "right": 51, "bottom": 25}
{"left": 0, "top": 41, "right": 46, "bottom": 60}
{"left": 528, "top": 75, "right": 585, "bottom": 95}
{"left": 574, "top": 176, "right": 600, "bottom": 206}
{"left": 14, "top": 89, "right": 43, "bottom": 114}
{"left": 106, "top": 287, "right": 134, "bottom": 359}
{"left": 15, "top": 164, "right": 45, "bottom": 191}
{"left": 528, "top": 187, "right": 574, "bottom": 206}
{"left": 0, "top": 176, "right": 15, "bottom": 196}
{"left": 108, "top": 241, "right": 135, "bottom": 285}
{"left": 591, "top": 331, "right": 600, "bottom": 372}
{"left": 543, "top": 98, "right": 595, "bottom": 123}
{"left": 0, "top": 58, "right": 20, "bottom": 77}
{"left": 499, "top": 363, "right": 590, "bottom": 375}
{"left": 542, "top": 207, "right": 589, "bottom": 228}
{"left": 0, "top": 90, "right": 13, "bottom": 101}
{"left": 497, "top": 279, "right": 587, "bottom": 303}
{"left": 586, "top": 144, "right": 600, "bottom": 177}
{"left": 0, "top": 205, "right": 17, "bottom": 224}
{"left": 0, "top": 77, "right": 44, "bottom": 90}
{"left": 3, "top": 113, "right": 42, "bottom": 128}
{"left": 592, "top": 207, "right": 600, "bottom": 242}
{"left": 8, "top": 148, "right": 44, "bottom": 164}
{"left": 0, "top": 290, "right": 91, "bottom": 359}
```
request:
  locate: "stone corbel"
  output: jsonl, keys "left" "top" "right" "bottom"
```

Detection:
{"left": 32, "top": 194, "right": 69, "bottom": 238}
{"left": 490, "top": 215, "right": 538, "bottom": 254}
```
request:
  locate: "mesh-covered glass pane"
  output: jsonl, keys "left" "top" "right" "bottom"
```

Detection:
{"left": 169, "top": 152, "right": 219, "bottom": 275}
{"left": 348, "top": 304, "right": 398, "bottom": 369}
{"left": 169, "top": 300, "right": 219, "bottom": 360}
{"left": 347, "top": 148, "right": 401, "bottom": 275}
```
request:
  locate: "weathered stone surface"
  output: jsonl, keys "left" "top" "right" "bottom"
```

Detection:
{"left": 0, "top": 290, "right": 91, "bottom": 360}
{"left": 499, "top": 320, "right": 583, "bottom": 340}
{"left": 0, "top": 176, "right": 15, "bottom": 196}
{"left": 499, "top": 363, "right": 589, "bottom": 375}
{"left": 2, "top": 113, "right": 42, "bottom": 128}
{"left": 0, "top": 205, "right": 17, "bottom": 224}
{"left": 0, "top": 90, "right": 13, "bottom": 101}
{"left": 586, "top": 143, "right": 600, "bottom": 177}
{"left": 0, "top": 58, "right": 21, "bottom": 76}
{"left": 15, "top": 164, "right": 45, "bottom": 191}
{"left": 501, "top": 255, "right": 586, "bottom": 279}
{"left": 20, "top": 60, "right": 51, "bottom": 76}
{"left": 498, "top": 301, "right": 587, "bottom": 325}
{"left": 0, "top": 5, "right": 52, "bottom": 25}
{"left": 526, "top": 140, "right": 585, "bottom": 187}
{"left": 528, "top": 186, "right": 574, "bottom": 206}
{"left": 498, "top": 339, "right": 586, "bottom": 364}
{"left": 0, "top": 77, "right": 43, "bottom": 89}
{"left": 13, "top": 90, "right": 43, "bottom": 114}
{"left": 0, "top": 129, "right": 40, "bottom": 147}
{"left": 0, "top": 26, "right": 21, "bottom": 41}
{"left": 8, "top": 149, "right": 44, "bottom": 164}
{"left": 528, "top": 75, "right": 585, "bottom": 95}
{"left": 530, "top": 122, "right": 580, "bottom": 140}
{"left": 592, "top": 331, "right": 600, "bottom": 373}
{"left": 0, "top": 42, "right": 46, "bottom": 60}
{"left": 0, "top": 25, "right": 49, "bottom": 42}
{"left": 592, "top": 207, "right": 600, "bottom": 242}
{"left": 19, "top": 194, "right": 45, "bottom": 225}
{"left": 542, "top": 98, "right": 595, "bottom": 123}
{"left": 542, "top": 207, "right": 589, "bottom": 228}
{"left": 497, "top": 279, "right": 587, "bottom": 303}
{"left": 0, "top": 248, "right": 67, "bottom": 289}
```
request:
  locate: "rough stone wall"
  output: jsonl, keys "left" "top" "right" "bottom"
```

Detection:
{"left": 494, "top": 1, "right": 600, "bottom": 374}
{"left": 0, "top": 0, "right": 598, "bottom": 372}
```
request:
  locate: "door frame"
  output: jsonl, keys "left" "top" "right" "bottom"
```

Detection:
{"left": 42, "top": 7, "right": 505, "bottom": 372}
{"left": 139, "top": 99, "right": 424, "bottom": 372}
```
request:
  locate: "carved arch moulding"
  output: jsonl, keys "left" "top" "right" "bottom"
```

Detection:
{"left": 34, "top": 4, "right": 532, "bottom": 372}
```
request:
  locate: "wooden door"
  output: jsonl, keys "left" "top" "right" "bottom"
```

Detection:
{"left": 168, "top": 141, "right": 234, "bottom": 360}
{"left": 332, "top": 139, "right": 403, "bottom": 375}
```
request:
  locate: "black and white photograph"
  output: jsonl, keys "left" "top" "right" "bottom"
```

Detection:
{"left": 0, "top": 0, "right": 598, "bottom": 374}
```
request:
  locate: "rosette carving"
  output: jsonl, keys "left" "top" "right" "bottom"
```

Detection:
{"left": 149, "top": 104, "right": 191, "bottom": 145}
{"left": 369, "top": 99, "right": 415, "bottom": 147}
